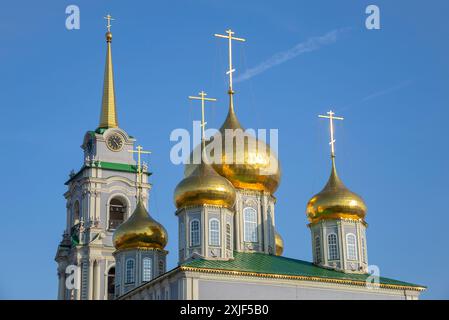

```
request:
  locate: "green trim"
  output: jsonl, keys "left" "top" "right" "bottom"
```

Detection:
{"left": 95, "top": 127, "right": 108, "bottom": 134}
{"left": 94, "top": 127, "right": 134, "bottom": 139}
{"left": 181, "top": 251, "right": 425, "bottom": 289}
{"left": 65, "top": 161, "right": 152, "bottom": 185}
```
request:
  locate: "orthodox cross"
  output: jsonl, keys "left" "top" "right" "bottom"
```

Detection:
{"left": 214, "top": 29, "right": 246, "bottom": 92}
{"left": 318, "top": 110, "right": 344, "bottom": 157}
{"left": 128, "top": 145, "right": 151, "bottom": 192}
{"left": 104, "top": 14, "right": 115, "bottom": 32}
{"left": 188, "top": 91, "right": 217, "bottom": 154}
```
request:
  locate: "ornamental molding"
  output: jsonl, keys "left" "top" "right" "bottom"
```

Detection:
{"left": 179, "top": 266, "right": 426, "bottom": 292}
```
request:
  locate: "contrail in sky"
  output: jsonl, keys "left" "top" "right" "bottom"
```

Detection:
{"left": 235, "top": 28, "right": 349, "bottom": 83}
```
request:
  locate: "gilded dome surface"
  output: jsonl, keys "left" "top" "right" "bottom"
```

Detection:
{"left": 274, "top": 230, "right": 284, "bottom": 256}
{"left": 306, "top": 158, "right": 367, "bottom": 224}
{"left": 113, "top": 200, "right": 168, "bottom": 250}
{"left": 174, "top": 160, "right": 236, "bottom": 209}
{"left": 185, "top": 96, "right": 281, "bottom": 194}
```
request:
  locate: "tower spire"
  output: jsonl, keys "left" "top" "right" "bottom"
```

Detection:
{"left": 214, "top": 29, "right": 245, "bottom": 112}
{"left": 98, "top": 14, "right": 118, "bottom": 129}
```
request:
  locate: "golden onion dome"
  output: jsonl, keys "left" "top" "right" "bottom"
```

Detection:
{"left": 274, "top": 230, "right": 284, "bottom": 256}
{"left": 113, "top": 200, "right": 168, "bottom": 251}
{"left": 185, "top": 94, "right": 281, "bottom": 194}
{"left": 174, "top": 159, "right": 236, "bottom": 209}
{"left": 306, "top": 157, "right": 367, "bottom": 224}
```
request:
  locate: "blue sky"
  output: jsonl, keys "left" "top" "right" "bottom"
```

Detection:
{"left": 0, "top": 0, "right": 448, "bottom": 299}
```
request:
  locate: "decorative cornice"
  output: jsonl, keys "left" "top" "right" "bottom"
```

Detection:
{"left": 179, "top": 266, "right": 426, "bottom": 292}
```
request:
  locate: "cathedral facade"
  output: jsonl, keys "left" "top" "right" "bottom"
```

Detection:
{"left": 55, "top": 23, "right": 425, "bottom": 300}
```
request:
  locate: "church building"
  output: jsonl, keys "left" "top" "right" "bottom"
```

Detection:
{"left": 55, "top": 19, "right": 425, "bottom": 300}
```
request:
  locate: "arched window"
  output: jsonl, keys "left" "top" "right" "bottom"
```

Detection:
{"left": 73, "top": 201, "right": 80, "bottom": 225}
{"left": 243, "top": 207, "right": 258, "bottom": 242}
{"left": 226, "top": 223, "right": 232, "bottom": 250}
{"left": 107, "top": 266, "right": 115, "bottom": 300}
{"left": 346, "top": 233, "right": 358, "bottom": 261}
{"left": 125, "top": 259, "right": 135, "bottom": 284}
{"left": 315, "top": 236, "right": 321, "bottom": 263}
{"left": 142, "top": 258, "right": 152, "bottom": 282}
{"left": 209, "top": 219, "right": 220, "bottom": 246}
{"left": 361, "top": 237, "right": 366, "bottom": 263}
{"left": 190, "top": 219, "right": 200, "bottom": 247}
{"left": 109, "top": 198, "right": 127, "bottom": 230}
{"left": 158, "top": 260, "right": 164, "bottom": 276}
{"left": 328, "top": 233, "right": 339, "bottom": 260}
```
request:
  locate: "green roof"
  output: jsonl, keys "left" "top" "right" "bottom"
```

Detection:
{"left": 181, "top": 252, "right": 425, "bottom": 291}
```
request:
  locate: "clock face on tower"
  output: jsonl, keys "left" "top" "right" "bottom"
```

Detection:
{"left": 106, "top": 133, "right": 124, "bottom": 152}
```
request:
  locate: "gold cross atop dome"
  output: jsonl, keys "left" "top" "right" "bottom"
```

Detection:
{"left": 128, "top": 145, "right": 151, "bottom": 195}
{"left": 188, "top": 91, "right": 217, "bottom": 146}
{"left": 214, "top": 29, "right": 246, "bottom": 93}
{"left": 104, "top": 14, "right": 114, "bottom": 32}
{"left": 318, "top": 110, "right": 344, "bottom": 157}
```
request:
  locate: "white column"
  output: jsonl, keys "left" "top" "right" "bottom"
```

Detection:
{"left": 338, "top": 222, "right": 346, "bottom": 270}
{"left": 57, "top": 270, "right": 66, "bottom": 300}
{"left": 95, "top": 260, "right": 101, "bottom": 300}
{"left": 88, "top": 259, "right": 94, "bottom": 300}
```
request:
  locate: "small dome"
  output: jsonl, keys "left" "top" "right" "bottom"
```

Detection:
{"left": 306, "top": 158, "right": 367, "bottom": 224}
{"left": 113, "top": 200, "right": 168, "bottom": 250}
{"left": 274, "top": 230, "right": 284, "bottom": 256}
{"left": 185, "top": 96, "right": 281, "bottom": 194}
{"left": 174, "top": 160, "right": 236, "bottom": 209}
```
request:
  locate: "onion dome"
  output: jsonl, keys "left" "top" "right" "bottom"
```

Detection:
{"left": 174, "top": 159, "right": 236, "bottom": 209}
{"left": 113, "top": 200, "right": 168, "bottom": 250}
{"left": 274, "top": 230, "right": 284, "bottom": 256}
{"left": 306, "top": 157, "right": 367, "bottom": 224}
{"left": 185, "top": 94, "right": 281, "bottom": 194}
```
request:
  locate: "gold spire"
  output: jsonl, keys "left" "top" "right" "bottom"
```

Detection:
{"left": 306, "top": 111, "right": 367, "bottom": 224}
{"left": 98, "top": 14, "right": 118, "bottom": 129}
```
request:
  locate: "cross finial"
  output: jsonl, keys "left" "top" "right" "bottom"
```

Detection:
{"left": 104, "top": 14, "right": 115, "bottom": 32}
{"left": 214, "top": 29, "right": 246, "bottom": 93}
{"left": 318, "top": 110, "right": 344, "bottom": 157}
{"left": 188, "top": 91, "right": 217, "bottom": 156}
{"left": 128, "top": 145, "right": 151, "bottom": 198}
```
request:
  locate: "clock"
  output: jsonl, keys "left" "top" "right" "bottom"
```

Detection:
{"left": 106, "top": 133, "right": 124, "bottom": 151}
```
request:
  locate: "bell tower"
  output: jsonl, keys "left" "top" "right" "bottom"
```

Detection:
{"left": 55, "top": 16, "right": 150, "bottom": 300}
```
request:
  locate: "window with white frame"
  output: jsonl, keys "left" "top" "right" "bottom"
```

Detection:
{"left": 226, "top": 223, "right": 232, "bottom": 250}
{"left": 190, "top": 219, "right": 200, "bottom": 246}
{"left": 315, "top": 236, "right": 321, "bottom": 263}
{"left": 361, "top": 237, "right": 366, "bottom": 263}
{"left": 209, "top": 219, "right": 220, "bottom": 246}
{"left": 346, "top": 233, "right": 358, "bottom": 261}
{"left": 243, "top": 207, "right": 258, "bottom": 242}
{"left": 328, "top": 233, "right": 339, "bottom": 260}
{"left": 142, "top": 258, "right": 152, "bottom": 281}
{"left": 125, "top": 259, "right": 135, "bottom": 284}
